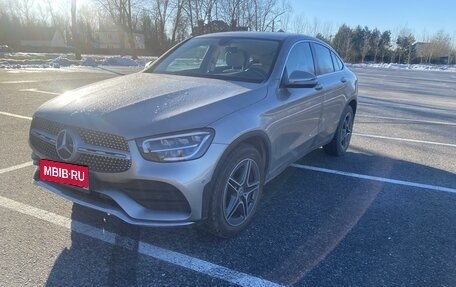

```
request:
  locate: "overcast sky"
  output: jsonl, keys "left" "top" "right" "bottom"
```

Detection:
{"left": 288, "top": 0, "right": 456, "bottom": 39}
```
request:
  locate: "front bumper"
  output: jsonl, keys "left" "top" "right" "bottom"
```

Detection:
{"left": 32, "top": 142, "right": 227, "bottom": 227}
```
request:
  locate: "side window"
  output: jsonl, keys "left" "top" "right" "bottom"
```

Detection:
{"left": 285, "top": 42, "right": 315, "bottom": 78}
{"left": 313, "top": 44, "right": 335, "bottom": 75}
{"left": 331, "top": 51, "right": 343, "bottom": 71}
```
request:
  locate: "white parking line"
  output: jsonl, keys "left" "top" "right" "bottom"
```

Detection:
{"left": 0, "top": 195, "right": 283, "bottom": 287}
{"left": 356, "top": 114, "right": 456, "bottom": 126}
{"left": 353, "top": 133, "right": 456, "bottom": 148}
{"left": 0, "top": 162, "right": 33, "bottom": 174}
{"left": 19, "top": 88, "right": 60, "bottom": 96}
{"left": 0, "top": 111, "right": 32, "bottom": 120}
{"left": 291, "top": 164, "right": 456, "bottom": 194}
{"left": 359, "top": 101, "right": 454, "bottom": 113}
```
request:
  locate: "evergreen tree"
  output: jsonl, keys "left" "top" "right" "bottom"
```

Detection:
{"left": 379, "top": 30, "right": 391, "bottom": 63}
{"left": 397, "top": 33, "right": 415, "bottom": 64}
{"left": 332, "top": 24, "right": 353, "bottom": 62}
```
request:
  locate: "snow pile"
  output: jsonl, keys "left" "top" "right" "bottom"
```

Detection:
{"left": 81, "top": 57, "right": 98, "bottom": 67}
{"left": 409, "top": 64, "right": 456, "bottom": 72}
{"left": 0, "top": 53, "right": 159, "bottom": 69}
{"left": 0, "top": 61, "right": 51, "bottom": 69}
{"left": 52, "top": 56, "right": 74, "bottom": 67}
{"left": 347, "top": 63, "right": 456, "bottom": 72}
{"left": 101, "top": 56, "right": 138, "bottom": 66}
{"left": 134, "top": 58, "right": 152, "bottom": 67}
{"left": 0, "top": 63, "right": 22, "bottom": 69}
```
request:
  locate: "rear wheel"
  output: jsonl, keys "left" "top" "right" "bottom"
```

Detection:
{"left": 203, "top": 143, "right": 264, "bottom": 238}
{"left": 323, "top": 105, "right": 354, "bottom": 156}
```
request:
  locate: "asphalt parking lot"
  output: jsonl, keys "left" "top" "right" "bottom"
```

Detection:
{"left": 0, "top": 66, "right": 455, "bottom": 287}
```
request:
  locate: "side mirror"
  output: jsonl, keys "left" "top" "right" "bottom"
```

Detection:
{"left": 284, "top": 70, "right": 318, "bottom": 88}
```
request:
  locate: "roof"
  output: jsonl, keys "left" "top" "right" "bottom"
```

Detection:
{"left": 195, "top": 31, "right": 317, "bottom": 42}
{"left": 21, "top": 27, "right": 56, "bottom": 41}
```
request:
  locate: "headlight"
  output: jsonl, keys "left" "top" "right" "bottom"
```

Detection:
{"left": 136, "top": 130, "right": 214, "bottom": 162}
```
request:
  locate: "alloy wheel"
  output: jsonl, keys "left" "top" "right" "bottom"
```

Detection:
{"left": 340, "top": 113, "right": 353, "bottom": 150}
{"left": 222, "top": 158, "right": 261, "bottom": 227}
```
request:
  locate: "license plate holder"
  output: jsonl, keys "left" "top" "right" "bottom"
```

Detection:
{"left": 40, "top": 159, "right": 89, "bottom": 189}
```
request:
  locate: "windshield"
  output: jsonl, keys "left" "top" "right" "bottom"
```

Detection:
{"left": 147, "top": 37, "right": 281, "bottom": 83}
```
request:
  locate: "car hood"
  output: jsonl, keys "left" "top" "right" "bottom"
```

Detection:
{"left": 35, "top": 73, "right": 266, "bottom": 139}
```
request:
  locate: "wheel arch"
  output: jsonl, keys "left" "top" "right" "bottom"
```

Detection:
{"left": 201, "top": 130, "right": 271, "bottom": 220}
{"left": 348, "top": 98, "right": 357, "bottom": 115}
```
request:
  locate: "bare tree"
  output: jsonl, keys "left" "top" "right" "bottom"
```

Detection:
{"left": 431, "top": 30, "right": 452, "bottom": 63}
{"left": 449, "top": 32, "right": 456, "bottom": 64}
{"left": 43, "top": 0, "right": 70, "bottom": 29}
{"left": 291, "top": 15, "right": 309, "bottom": 34}
{"left": 417, "top": 29, "right": 429, "bottom": 63}
{"left": 152, "top": 0, "right": 170, "bottom": 51}
{"left": 98, "top": 0, "right": 138, "bottom": 56}
{"left": 184, "top": 0, "right": 216, "bottom": 30}
{"left": 71, "top": 0, "right": 81, "bottom": 59}
{"left": 237, "top": 0, "right": 288, "bottom": 31}
{"left": 14, "top": 0, "right": 35, "bottom": 24}
{"left": 419, "top": 30, "right": 452, "bottom": 64}
{"left": 35, "top": 2, "right": 50, "bottom": 24}
{"left": 170, "top": 0, "right": 186, "bottom": 44}
{"left": 218, "top": 0, "right": 243, "bottom": 29}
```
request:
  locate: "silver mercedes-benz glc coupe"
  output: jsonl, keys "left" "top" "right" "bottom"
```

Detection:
{"left": 29, "top": 32, "right": 357, "bottom": 237}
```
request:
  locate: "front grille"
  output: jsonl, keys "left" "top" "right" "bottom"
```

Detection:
{"left": 30, "top": 117, "right": 131, "bottom": 173}
{"left": 77, "top": 153, "right": 131, "bottom": 173}
{"left": 76, "top": 128, "right": 129, "bottom": 151}
{"left": 31, "top": 117, "right": 62, "bottom": 135}
{"left": 30, "top": 135, "right": 59, "bottom": 160}
{"left": 31, "top": 117, "right": 129, "bottom": 151}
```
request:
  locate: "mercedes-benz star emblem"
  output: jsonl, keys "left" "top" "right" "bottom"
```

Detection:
{"left": 56, "top": 129, "right": 78, "bottom": 161}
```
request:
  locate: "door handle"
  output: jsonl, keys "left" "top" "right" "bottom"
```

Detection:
{"left": 315, "top": 84, "right": 323, "bottom": 91}
{"left": 340, "top": 77, "right": 347, "bottom": 83}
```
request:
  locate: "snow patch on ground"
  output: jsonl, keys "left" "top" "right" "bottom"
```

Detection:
{"left": 347, "top": 63, "right": 456, "bottom": 72}
{"left": 2, "top": 53, "right": 453, "bottom": 73}
{"left": 101, "top": 56, "right": 138, "bottom": 66}
{"left": 0, "top": 53, "right": 156, "bottom": 69}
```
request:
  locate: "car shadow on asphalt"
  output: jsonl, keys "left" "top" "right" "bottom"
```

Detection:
{"left": 45, "top": 149, "right": 456, "bottom": 286}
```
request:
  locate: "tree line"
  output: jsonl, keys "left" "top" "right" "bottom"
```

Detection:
{"left": 0, "top": 0, "right": 290, "bottom": 55}
{"left": 0, "top": 0, "right": 455, "bottom": 64}
{"left": 321, "top": 24, "right": 455, "bottom": 64}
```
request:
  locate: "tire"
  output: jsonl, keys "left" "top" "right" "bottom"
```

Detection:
{"left": 203, "top": 143, "right": 264, "bottom": 238}
{"left": 323, "top": 105, "right": 354, "bottom": 156}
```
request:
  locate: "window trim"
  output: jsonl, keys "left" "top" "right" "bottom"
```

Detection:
{"left": 280, "top": 40, "right": 317, "bottom": 82}
{"left": 311, "top": 42, "right": 336, "bottom": 76}
{"left": 280, "top": 39, "right": 345, "bottom": 81}
{"left": 330, "top": 50, "right": 344, "bottom": 71}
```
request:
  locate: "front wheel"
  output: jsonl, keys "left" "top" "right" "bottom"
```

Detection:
{"left": 323, "top": 105, "right": 354, "bottom": 156}
{"left": 203, "top": 143, "right": 264, "bottom": 238}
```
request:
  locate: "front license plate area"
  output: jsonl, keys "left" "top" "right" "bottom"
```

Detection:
{"left": 40, "top": 159, "right": 89, "bottom": 189}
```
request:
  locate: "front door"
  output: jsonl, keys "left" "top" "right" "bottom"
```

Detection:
{"left": 267, "top": 41, "right": 324, "bottom": 174}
